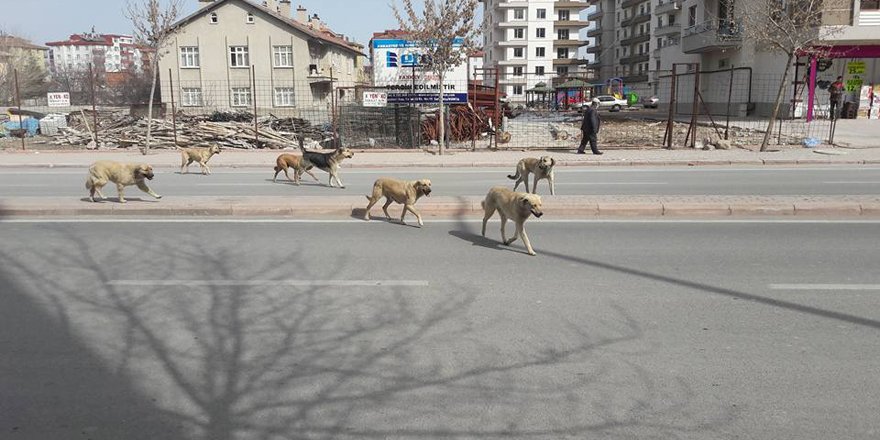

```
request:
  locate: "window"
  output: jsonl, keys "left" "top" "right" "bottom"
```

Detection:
{"left": 535, "top": 66, "right": 545, "bottom": 76}
{"left": 557, "top": 29, "right": 570, "bottom": 40}
{"left": 537, "top": 8, "right": 546, "bottom": 19}
{"left": 688, "top": 6, "right": 697, "bottom": 27}
{"left": 231, "top": 87, "right": 251, "bottom": 107}
{"left": 668, "top": 14, "right": 676, "bottom": 25}
{"left": 180, "top": 46, "right": 200, "bottom": 68}
{"left": 861, "top": 0, "right": 880, "bottom": 9}
{"left": 229, "top": 46, "right": 249, "bottom": 67}
{"left": 513, "top": 66, "right": 524, "bottom": 76}
{"left": 210, "top": 12, "right": 219, "bottom": 24}
{"left": 514, "top": 8, "right": 525, "bottom": 19}
{"left": 513, "top": 85, "right": 524, "bottom": 95}
{"left": 658, "top": 16, "right": 663, "bottom": 27}
{"left": 536, "top": 46, "right": 545, "bottom": 57}
{"left": 273, "top": 45, "right": 293, "bottom": 67}
{"left": 557, "top": 47, "right": 569, "bottom": 59}
{"left": 514, "top": 28, "right": 524, "bottom": 39}
{"left": 246, "top": 12, "right": 255, "bottom": 23}
{"left": 182, "top": 88, "right": 203, "bottom": 107}
{"left": 513, "top": 47, "right": 524, "bottom": 57}
{"left": 719, "top": 58, "right": 730, "bottom": 68}
{"left": 536, "top": 27, "right": 546, "bottom": 38}
{"left": 556, "top": 66, "right": 569, "bottom": 76}
{"left": 274, "top": 87, "right": 295, "bottom": 107}
{"left": 559, "top": 10, "right": 570, "bottom": 21}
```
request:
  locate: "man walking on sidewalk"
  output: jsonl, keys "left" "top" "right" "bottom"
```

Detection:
{"left": 578, "top": 98, "right": 603, "bottom": 155}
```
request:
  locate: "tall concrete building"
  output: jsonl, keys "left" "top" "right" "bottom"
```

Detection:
{"left": 481, "top": 0, "right": 590, "bottom": 103}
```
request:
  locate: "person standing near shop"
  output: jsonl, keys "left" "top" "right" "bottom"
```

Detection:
{"left": 829, "top": 76, "right": 845, "bottom": 119}
{"left": 577, "top": 98, "right": 603, "bottom": 155}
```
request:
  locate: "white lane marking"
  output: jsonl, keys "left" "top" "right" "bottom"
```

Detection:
{"left": 769, "top": 284, "right": 880, "bottom": 291}
{"left": 555, "top": 182, "right": 667, "bottom": 185}
{"left": 109, "top": 279, "right": 429, "bottom": 287}
{"left": 0, "top": 184, "right": 53, "bottom": 187}
{"left": 195, "top": 183, "right": 281, "bottom": 186}
{"left": 4, "top": 219, "right": 880, "bottom": 224}
{"left": 824, "top": 181, "right": 880, "bottom": 184}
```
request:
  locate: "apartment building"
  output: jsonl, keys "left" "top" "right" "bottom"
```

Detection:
{"left": 481, "top": 0, "right": 590, "bottom": 103}
{"left": 158, "top": 0, "right": 367, "bottom": 113}
{"left": 45, "top": 30, "right": 152, "bottom": 74}
{"left": 0, "top": 35, "right": 49, "bottom": 72}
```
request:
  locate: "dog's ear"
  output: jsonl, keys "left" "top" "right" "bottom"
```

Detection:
{"left": 520, "top": 196, "right": 530, "bottom": 206}
{"left": 550, "top": 157, "right": 556, "bottom": 167}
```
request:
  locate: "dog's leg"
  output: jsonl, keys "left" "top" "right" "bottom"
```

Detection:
{"left": 273, "top": 167, "right": 282, "bottom": 183}
{"left": 333, "top": 173, "right": 345, "bottom": 189}
{"left": 305, "top": 168, "right": 320, "bottom": 182}
{"left": 531, "top": 175, "right": 539, "bottom": 194}
{"left": 293, "top": 169, "right": 301, "bottom": 185}
{"left": 382, "top": 198, "right": 393, "bottom": 220}
{"left": 180, "top": 155, "right": 187, "bottom": 174}
{"left": 95, "top": 183, "right": 107, "bottom": 200}
{"left": 512, "top": 176, "right": 522, "bottom": 191}
{"left": 501, "top": 215, "right": 513, "bottom": 244}
{"left": 137, "top": 181, "right": 162, "bottom": 200}
{"left": 203, "top": 162, "right": 212, "bottom": 175}
{"left": 363, "top": 196, "right": 378, "bottom": 220}
{"left": 117, "top": 184, "right": 127, "bottom": 203}
{"left": 481, "top": 203, "right": 495, "bottom": 237}
{"left": 87, "top": 182, "right": 97, "bottom": 202}
{"left": 548, "top": 172, "right": 555, "bottom": 196}
{"left": 519, "top": 224, "right": 536, "bottom": 256}
{"left": 406, "top": 205, "right": 424, "bottom": 226}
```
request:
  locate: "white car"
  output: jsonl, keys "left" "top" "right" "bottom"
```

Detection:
{"left": 593, "top": 95, "right": 628, "bottom": 112}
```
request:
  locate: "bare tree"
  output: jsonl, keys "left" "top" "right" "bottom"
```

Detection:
{"left": 740, "top": 0, "right": 847, "bottom": 151}
{"left": 392, "top": 0, "right": 480, "bottom": 155}
{"left": 0, "top": 31, "right": 48, "bottom": 105}
{"left": 125, "top": 0, "right": 182, "bottom": 155}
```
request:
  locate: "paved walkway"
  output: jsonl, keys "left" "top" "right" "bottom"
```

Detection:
{"left": 2, "top": 146, "right": 880, "bottom": 169}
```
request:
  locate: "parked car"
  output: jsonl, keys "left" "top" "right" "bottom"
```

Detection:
{"left": 593, "top": 95, "right": 628, "bottom": 112}
{"left": 643, "top": 96, "right": 660, "bottom": 109}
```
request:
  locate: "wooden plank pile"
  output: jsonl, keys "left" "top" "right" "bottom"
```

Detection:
{"left": 421, "top": 105, "right": 491, "bottom": 143}
{"left": 47, "top": 111, "right": 331, "bottom": 150}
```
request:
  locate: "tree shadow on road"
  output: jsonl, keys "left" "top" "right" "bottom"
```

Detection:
{"left": 0, "top": 222, "right": 739, "bottom": 439}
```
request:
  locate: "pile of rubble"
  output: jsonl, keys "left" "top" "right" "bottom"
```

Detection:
{"left": 45, "top": 110, "right": 332, "bottom": 150}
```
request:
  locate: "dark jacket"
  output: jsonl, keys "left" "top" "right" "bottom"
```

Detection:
{"left": 581, "top": 106, "right": 601, "bottom": 135}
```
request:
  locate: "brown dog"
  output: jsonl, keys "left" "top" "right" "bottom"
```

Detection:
{"left": 85, "top": 160, "right": 162, "bottom": 203}
{"left": 178, "top": 145, "right": 221, "bottom": 175}
{"left": 508, "top": 156, "right": 556, "bottom": 195}
{"left": 364, "top": 178, "right": 432, "bottom": 226}
{"left": 273, "top": 153, "right": 320, "bottom": 184}
{"left": 301, "top": 147, "right": 355, "bottom": 188}
{"left": 481, "top": 186, "right": 544, "bottom": 256}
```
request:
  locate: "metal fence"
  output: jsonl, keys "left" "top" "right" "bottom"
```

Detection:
{"left": 2, "top": 64, "right": 838, "bottom": 150}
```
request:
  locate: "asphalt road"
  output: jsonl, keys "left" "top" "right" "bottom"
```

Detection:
{"left": 2, "top": 165, "right": 880, "bottom": 197}
{"left": 1, "top": 219, "right": 879, "bottom": 439}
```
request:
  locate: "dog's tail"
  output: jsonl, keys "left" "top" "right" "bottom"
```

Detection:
{"left": 480, "top": 200, "right": 485, "bottom": 210}
{"left": 507, "top": 169, "right": 520, "bottom": 180}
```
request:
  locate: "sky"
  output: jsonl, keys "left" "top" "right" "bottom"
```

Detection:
{"left": 1, "top": 0, "right": 411, "bottom": 48}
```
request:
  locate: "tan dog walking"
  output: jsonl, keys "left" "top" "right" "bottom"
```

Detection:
{"left": 481, "top": 186, "right": 544, "bottom": 256}
{"left": 273, "top": 153, "right": 320, "bottom": 184}
{"left": 85, "top": 161, "right": 162, "bottom": 203}
{"left": 508, "top": 156, "right": 556, "bottom": 195}
{"left": 364, "top": 178, "right": 432, "bottom": 226}
{"left": 178, "top": 145, "right": 221, "bottom": 175}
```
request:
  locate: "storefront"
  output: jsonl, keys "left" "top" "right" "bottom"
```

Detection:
{"left": 804, "top": 46, "right": 880, "bottom": 121}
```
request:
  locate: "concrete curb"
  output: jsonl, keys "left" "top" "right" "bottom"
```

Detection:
{"left": 1, "top": 197, "right": 877, "bottom": 218}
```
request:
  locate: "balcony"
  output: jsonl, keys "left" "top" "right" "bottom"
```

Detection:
{"left": 554, "top": 0, "right": 589, "bottom": 8}
{"left": 620, "top": 53, "right": 649, "bottom": 65}
{"left": 621, "top": 12, "right": 651, "bottom": 27}
{"left": 554, "top": 38, "right": 585, "bottom": 47}
{"left": 498, "top": 20, "right": 528, "bottom": 27}
{"left": 553, "top": 57, "right": 583, "bottom": 65}
{"left": 495, "top": 1, "right": 529, "bottom": 8}
{"left": 621, "top": 0, "right": 646, "bottom": 8}
{"left": 499, "top": 76, "right": 528, "bottom": 84}
{"left": 498, "top": 58, "right": 528, "bottom": 65}
{"left": 587, "top": 10, "right": 603, "bottom": 20}
{"left": 682, "top": 19, "right": 742, "bottom": 53}
{"left": 622, "top": 73, "right": 649, "bottom": 83}
{"left": 620, "top": 33, "right": 650, "bottom": 46}
{"left": 654, "top": 23, "right": 681, "bottom": 36}
{"left": 555, "top": 19, "right": 590, "bottom": 27}
{"left": 587, "top": 27, "right": 602, "bottom": 38}
{"left": 498, "top": 39, "right": 529, "bottom": 47}
{"left": 655, "top": 0, "right": 681, "bottom": 15}
{"left": 586, "top": 45, "right": 602, "bottom": 54}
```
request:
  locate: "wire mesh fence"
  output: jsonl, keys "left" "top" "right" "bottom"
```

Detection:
{"left": 2, "top": 64, "right": 839, "bottom": 150}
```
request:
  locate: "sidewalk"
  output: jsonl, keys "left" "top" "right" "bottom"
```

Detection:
{"left": 2, "top": 146, "right": 880, "bottom": 169}
{"left": 2, "top": 195, "right": 878, "bottom": 218}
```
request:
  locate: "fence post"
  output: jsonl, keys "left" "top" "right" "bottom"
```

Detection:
{"left": 251, "top": 64, "right": 259, "bottom": 148}
{"left": 725, "top": 66, "right": 734, "bottom": 140}
{"left": 688, "top": 63, "right": 701, "bottom": 149}
{"left": 168, "top": 69, "right": 178, "bottom": 147}
{"left": 664, "top": 66, "right": 678, "bottom": 149}
{"left": 88, "top": 63, "right": 99, "bottom": 148}
{"left": 13, "top": 69, "right": 25, "bottom": 150}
